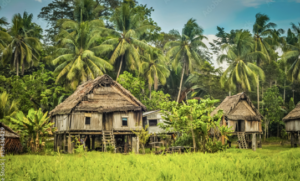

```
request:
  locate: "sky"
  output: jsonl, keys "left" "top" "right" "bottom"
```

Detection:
{"left": 1, "top": 0, "right": 300, "bottom": 69}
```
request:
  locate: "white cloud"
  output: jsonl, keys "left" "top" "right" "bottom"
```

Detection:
{"left": 35, "top": 0, "right": 42, "bottom": 2}
{"left": 240, "top": 0, "right": 274, "bottom": 7}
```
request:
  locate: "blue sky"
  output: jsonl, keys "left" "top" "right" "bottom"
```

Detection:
{"left": 1, "top": 0, "right": 300, "bottom": 68}
{"left": 1, "top": 0, "right": 300, "bottom": 36}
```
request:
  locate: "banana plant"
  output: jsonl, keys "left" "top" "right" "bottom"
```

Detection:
{"left": 10, "top": 108, "right": 57, "bottom": 152}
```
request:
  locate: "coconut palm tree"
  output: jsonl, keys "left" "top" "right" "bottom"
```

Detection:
{"left": 1, "top": 12, "right": 42, "bottom": 76}
{"left": 100, "top": 4, "right": 154, "bottom": 80}
{"left": 164, "top": 18, "right": 207, "bottom": 102}
{"left": 218, "top": 30, "right": 266, "bottom": 92}
{"left": 52, "top": 19, "right": 113, "bottom": 89}
{"left": 252, "top": 13, "right": 281, "bottom": 110}
{"left": 140, "top": 48, "right": 170, "bottom": 99}
{"left": 282, "top": 24, "right": 300, "bottom": 82}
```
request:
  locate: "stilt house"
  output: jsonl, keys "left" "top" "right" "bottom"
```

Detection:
{"left": 0, "top": 122, "right": 22, "bottom": 155}
{"left": 210, "top": 92, "right": 263, "bottom": 150}
{"left": 143, "top": 110, "right": 175, "bottom": 144}
{"left": 49, "top": 75, "right": 146, "bottom": 153}
{"left": 283, "top": 104, "right": 300, "bottom": 147}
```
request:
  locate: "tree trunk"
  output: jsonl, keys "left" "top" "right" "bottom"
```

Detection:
{"left": 257, "top": 75, "right": 260, "bottom": 112}
{"left": 177, "top": 63, "right": 185, "bottom": 102}
{"left": 284, "top": 67, "right": 287, "bottom": 103}
{"left": 142, "top": 144, "right": 145, "bottom": 154}
{"left": 149, "top": 85, "right": 152, "bottom": 100}
{"left": 229, "top": 90, "right": 231, "bottom": 96}
{"left": 116, "top": 55, "right": 124, "bottom": 80}
{"left": 191, "top": 125, "right": 196, "bottom": 152}
{"left": 15, "top": 50, "right": 19, "bottom": 76}
{"left": 277, "top": 122, "right": 280, "bottom": 138}
{"left": 264, "top": 120, "right": 267, "bottom": 142}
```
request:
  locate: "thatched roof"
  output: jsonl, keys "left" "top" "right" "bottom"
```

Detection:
{"left": 210, "top": 92, "right": 262, "bottom": 121}
{"left": 0, "top": 122, "right": 20, "bottom": 138}
{"left": 283, "top": 103, "right": 300, "bottom": 122}
{"left": 50, "top": 75, "right": 146, "bottom": 116}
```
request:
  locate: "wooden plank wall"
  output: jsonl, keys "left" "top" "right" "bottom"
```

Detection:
{"left": 56, "top": 115, "right": 68, "bottom": 131}
{"left": 70, "top": 112, "right": 102, "bottom": 131}
{"left": 228, "top": 120, "right": 236, "bottom": 131}
{"left": 245, "top": 121, "right": 259, "bottom": 132}
{"left": 285, "top": 120, "right": 300, "bottom": 132}
{"left": 113, "top": 111, "right": 142, "bottom": 131}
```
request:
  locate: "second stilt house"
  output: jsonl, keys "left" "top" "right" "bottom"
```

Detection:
{"left": 49, "top": 74, "right": 146, "bottom": 153}
{"left": 210, "top": 92, "right": 263, "bottom": 150}
{"left": 282, "top": 103, "right": 300, "bottom": 147}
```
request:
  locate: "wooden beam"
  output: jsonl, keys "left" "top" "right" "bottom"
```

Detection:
{"left": 252, "top": 133, "right": 256, "bottom": 151}
{"left": 68, "top": 133, "right": 72, "bottom": 153}
{"left": 221, "top": 116, "right": 225, "bottom": 145}
{"left": 63, "top": 133, "right": 66, "bottom": 152}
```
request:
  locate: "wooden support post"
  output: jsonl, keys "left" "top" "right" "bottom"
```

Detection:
{"left": 291, "top": 132, "right": 294, "bottom": 147}
{"left": 54, "top": 134, "right": 57, "bottom": 152}
{"left": 221, "top": 116, "right": 225, "bottom": 145}
{"left": 89, "top": 135, "right": 92, "bottom": 150}
{"left": 63, "top": 133, "right": 66, "bottom": 153}
{"left": 68, "top": 133, "right": 72, "bottom": 153}
{"left": 252, "top": 133, "right": 256, "bottom": 151}
{"left": 298, "top": 132, "right": 300, "bottom": 147}
{"left": 92, "top": 135, "right": 95, "bottom": 150}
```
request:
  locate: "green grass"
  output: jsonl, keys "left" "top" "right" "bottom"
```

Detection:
{"left": 5, "top": 145, "right": 300, "bottom": 181}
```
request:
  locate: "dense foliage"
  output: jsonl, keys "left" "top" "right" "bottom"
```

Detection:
{"left": 1, "top": 0, "right": 300, "bottom": 149}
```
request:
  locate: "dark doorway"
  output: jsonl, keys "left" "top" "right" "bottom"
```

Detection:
{"left": 235, "top": 120, "right": 243, "bottom": 132}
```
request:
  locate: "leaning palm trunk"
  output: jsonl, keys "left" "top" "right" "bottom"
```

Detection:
{"left": 116, "top": 55, "right": 124, "bottom": 80}
{"left": 177, "top": 63, "right": 185, "bottom": 102}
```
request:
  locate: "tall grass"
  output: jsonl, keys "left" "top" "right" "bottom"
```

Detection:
{"left": 5, "top": 146, "right": 300, "bottom": 181}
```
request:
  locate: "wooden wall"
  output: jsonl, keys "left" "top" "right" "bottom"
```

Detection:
{"left": 113, "top": 111, "right": 142, "bottom": 131}
{"left": 285, "top": 120, "right": 300, "bottom": 132}
{"left": 245, "top": 121, "right": 260, "bottom": 132}
{"left": 70, "top": 112, "right": 102, "bottom": 130}
{"left": 53, "top": 111, "right": 142, "bottom": 132}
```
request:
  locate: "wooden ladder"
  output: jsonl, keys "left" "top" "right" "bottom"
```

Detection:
{"left": 102, "top": 131, "right": 116, "bottom": 153}
{"left": 237, "top": 132, "right": 248, "bottom": 149}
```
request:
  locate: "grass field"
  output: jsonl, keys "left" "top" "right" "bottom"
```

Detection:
{"left": 5, "top": 145, "right": 300, "bottom": 181}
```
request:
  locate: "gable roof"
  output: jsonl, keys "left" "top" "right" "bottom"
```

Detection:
{"left": 210, "top": 92, "right": 262, "bottom": 121}
{"left": 143, "top": 110, "right": 160, "bottom": 117}
{"left": 49, "top": 75, "right": 146, "bottom": 116}
{"left": 0, "top": 122, "right": 20, "bottom": 138}
{"left": 283, "top": 103, "right": 300, "bottom": 121}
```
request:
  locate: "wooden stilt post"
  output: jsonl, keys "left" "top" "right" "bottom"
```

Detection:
{"left": 63, "top": 133, "right": 66, "bottom": 153}
{"left": 68, "top": 133, "right": 72, "bottom": 153}
{"left": 89, "top": 135, "right": 92, "bottom": 150}
{"left": 92, "top": 135, "right": 95, "bottom": 150}
{"left": 54, "top": 134, "right": 57, "bottom": 152}
{"left": 221, "top": 116, "right": 225, "bottom": 145}
{"left": 252, "top": 133, "right": 256, "bottom": 151}
{"left": 291, "top": 132, "right": 294, "bottom": 147}
{"left": 298, "top": 132, "right": 300, "bottom": 147}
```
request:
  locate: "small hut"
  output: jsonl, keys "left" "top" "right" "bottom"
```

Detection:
{"left": 143, "top": 110, "right": 175, "bottom": 146}
{"left": 210, "top": 92, "right": 263, "bottom": 150}
{"left": 282, "top": 103, "right": 300, "bottom": 147}
{"left": 0, "top": 122, "right": 22, "bottom": 155}
{"left": 49, "top": 74, "right": 146, "bottom": 154}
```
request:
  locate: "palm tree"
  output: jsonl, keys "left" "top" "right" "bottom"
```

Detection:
{"left": 282, "top": 24, "right": 300, "bottom": 82}
{"left": 101, "top": 4, "right": 154, "bottom": 80}
{"left": 218, "top": 30, "right": 266, "bottom": 92}
{"left": 253, "top": 13, "right": 281, "bottom": 110}
{"left": 164, "top": 18, "right": 207, "bottom": 102}
{"left": 1, "top": 12, "right": 42, "bottom": 76}
{"left": 52, "top": 19, "right": 113, "bottom": 89}
{"left": 0, "top": 91, "right": 18, "bottom": 125}
{"left": 140, "top": 48, "right": 170, "bottom": 99}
